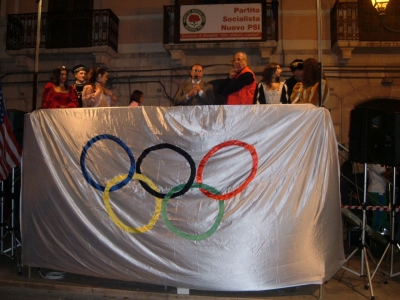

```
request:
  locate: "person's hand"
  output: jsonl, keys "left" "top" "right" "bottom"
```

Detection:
{"left": 229, "top": 68, "right": 239, "bottom": 79}
{"left": 192, "top": 83, "right": 201, "bottom": 92}
{"left": 382, "top": 167, "right": 395, "bottom": 181}
{"left": 104, "top": 88, "right": 114, "bottom": 98}
{"left": 187, "top": 89, "right": 197, "bottom": 98}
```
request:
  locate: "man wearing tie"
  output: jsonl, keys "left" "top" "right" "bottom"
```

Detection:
{"left": 173, "top": 64, "right": 215, "bottom": 106}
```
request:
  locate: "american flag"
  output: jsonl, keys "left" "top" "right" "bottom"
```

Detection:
{"left": 0, "top": 84, "right": 22, "bottom": 181}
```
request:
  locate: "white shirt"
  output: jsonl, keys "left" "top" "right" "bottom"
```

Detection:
{"left": 368, "top": 164, "right": 387, "bottom": 194}
{"left": 256, "top": 82, "right": 284, "bottom": 104}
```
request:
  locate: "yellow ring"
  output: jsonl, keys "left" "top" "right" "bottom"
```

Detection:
{"left": 103, "top": 173, "right": 162, "bottom": 233}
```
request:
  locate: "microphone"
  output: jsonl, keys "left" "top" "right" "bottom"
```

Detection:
{"left": 192, "top": 76, "right": 199, "bottom": 97}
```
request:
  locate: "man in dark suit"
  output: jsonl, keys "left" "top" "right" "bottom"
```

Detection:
{"left": 173, "top": 64, "right": 215, "bottom": 106}
{"left": 280, "top": 59, "right": 303, "bottom": 103}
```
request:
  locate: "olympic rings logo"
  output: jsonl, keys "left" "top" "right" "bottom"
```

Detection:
{"left": 80, "top": 134, "right": 258, "bottom": 240}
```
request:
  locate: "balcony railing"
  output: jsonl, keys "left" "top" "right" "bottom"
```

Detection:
{"left": 163, "top": 3, "right": 277, "bottom": 44}
{"left": 6, "top": 9, "right": 119, "bottom": 53}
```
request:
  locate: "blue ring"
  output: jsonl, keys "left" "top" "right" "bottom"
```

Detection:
{"left": 80, "top": 134, "right": 135, "bottom": 192}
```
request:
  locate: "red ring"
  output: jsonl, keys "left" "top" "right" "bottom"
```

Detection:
{"left": 196, "top": 140, "right": 258, "bottom": 200}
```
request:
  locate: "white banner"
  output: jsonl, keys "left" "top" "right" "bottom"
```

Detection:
{"left": 21, "top": 105, "right": 344, "bottom": 291}
{"left": 180, "top": 4, "right": 262, "bottom": 41}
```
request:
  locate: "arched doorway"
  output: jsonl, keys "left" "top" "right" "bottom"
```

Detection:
{"left": 355, "top": 99, "right": 400, "bottom": 112}
{"left": 340, "top": 82, "right": 400, "bottom": 148}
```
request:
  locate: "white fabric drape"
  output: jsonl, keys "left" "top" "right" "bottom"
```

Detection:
{"left": 21, "top": 104, "right": 344, "bottom": 291}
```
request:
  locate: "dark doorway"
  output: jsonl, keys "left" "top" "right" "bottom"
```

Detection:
{"left": 47, "top": 0, "right": 94, "bottom": 49}
{"left": 355, "top": 99, "right": 400, "bottom": 113}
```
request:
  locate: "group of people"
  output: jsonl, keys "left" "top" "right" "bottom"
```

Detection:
{"left": 42, "top": 52, "right": 329, "bottom": 109}
{"left": 173, "top": 52, "right": 329, "bottom": 107}
{"left": 42, "top": 65, "right": 143, "bottom": 109}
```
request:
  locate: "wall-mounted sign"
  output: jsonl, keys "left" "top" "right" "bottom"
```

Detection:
{"left": 180, "top": 4, "right": 263, "bottom": 41}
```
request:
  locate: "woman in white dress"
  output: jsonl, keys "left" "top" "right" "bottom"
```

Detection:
{"left": 253, "top": 62, "right": 288, "bottom": 104}
{"left": 82, "top": 67, "right": 117, "bottom": 107}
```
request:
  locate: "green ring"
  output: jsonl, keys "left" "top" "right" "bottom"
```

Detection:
{"left": 161, "top": 182, "right": 224, "bottom": 241}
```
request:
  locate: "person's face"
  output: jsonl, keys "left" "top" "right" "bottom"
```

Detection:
{"left": 75, "top": 70, "right": 86, "bottom": 83}
{"left": 97, "top": 72, "right": 108, "bottom": 85}
{"left": 59, "top": 70, "right": 67, "bottom": 85}
{"left": 139, "top": 94, "right": 144, "bottom": 103}
{"left": 275, "top": 65, "right": 282, "bottom": 78}
{"left": 294, "top": 69, "right": 304, "bottom": 81}
{"left": 231, "top": 53, "right": 247, "bottom": 71}
{"left": 190, "top": 65, "right": 203, "bottom": 81}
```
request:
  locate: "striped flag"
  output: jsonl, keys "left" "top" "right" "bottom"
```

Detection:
{"left": 0, "top": 84, "right": 22, "bottom": 181}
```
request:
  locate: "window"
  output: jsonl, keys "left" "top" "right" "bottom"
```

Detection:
{"left": 175, "top": 1, "right": 261, "bottom": 5}
{"left": 47, "top": 0, "right": 94, "bottom": 48}
{"left": 48, "top": 0, "right": 93, "bottom": 12}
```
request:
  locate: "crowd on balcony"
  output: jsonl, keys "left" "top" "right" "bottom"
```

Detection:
{"left": 41, "top": 52, "right": 330, "bottom": 110}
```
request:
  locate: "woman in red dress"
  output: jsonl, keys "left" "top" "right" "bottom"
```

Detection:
{"left": 42, "top": 66, "right": 79, "bottom": 109}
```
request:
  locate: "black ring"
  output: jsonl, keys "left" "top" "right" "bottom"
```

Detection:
{"left": 136, "top": 143, "right": 196, "bottom": 199}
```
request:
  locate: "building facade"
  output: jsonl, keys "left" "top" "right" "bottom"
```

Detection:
{"left": 0, "top": 0, "right": 399, "bottom": 148}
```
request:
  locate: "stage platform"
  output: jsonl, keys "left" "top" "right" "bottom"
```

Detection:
{"left": 1, "top": 248, "right": 400, "bottom": 300}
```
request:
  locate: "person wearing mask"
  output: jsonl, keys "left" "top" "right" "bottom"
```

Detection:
{"left": 290, "top": 58, "right": 329, "bottom": 106}
{"left": 129, "top": 90, "right": 144, "bottom": 107}
{"left": 82, "top": 67, "right": 117, "bottom": 107}
{"left": 42, "top": 66, "right": 79, "bottom": 109}
{"left": 280, "top": 59, "right": 304, "bottom": 103}
{"left": 217, "top": 52, "right": 256, "bottom": 105}
{"left": 253, "top": 62, "right": 287, "bottom": 104}
{"left": 71, "top": 64, "right": 87, "bottom": 107}
{"left": 173, "top": 64, "right": 215, "bottom": 106}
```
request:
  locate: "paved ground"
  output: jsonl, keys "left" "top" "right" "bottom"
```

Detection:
{"left": 1, "top": 242, "right": 400, "bottom": 300}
